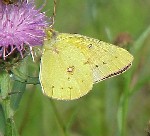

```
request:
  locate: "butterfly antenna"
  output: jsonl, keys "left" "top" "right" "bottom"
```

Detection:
{"left": 50, "top": 0, "right": 57, "bottom": 28}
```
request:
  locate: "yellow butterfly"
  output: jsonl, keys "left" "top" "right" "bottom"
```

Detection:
{"left": 39, "top": 29, "right": 133, "bottom": 100}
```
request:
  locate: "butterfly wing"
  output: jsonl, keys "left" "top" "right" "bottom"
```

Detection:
{"left": 40, "top": 36, "right": 93, "bottom": 100}
{"left": 56, "top": 33, "right": 133, "bottom": 83}
{"left": 40, "top": 31, "right": 133, "bottom": 100}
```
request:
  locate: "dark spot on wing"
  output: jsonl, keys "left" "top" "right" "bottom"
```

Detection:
{"left": 52, "top": 47, "right": 59, "bottom": 54}
{"left": 103, "top": 61, "right": 107, "bottom": 64}
{"left": 84, "top": 58, "right": 91, "bottom": 65}
{"left": 51, "top": 86, "right": 54, "bottom": 96}
{"left": 68, "top": 87, "right": 73, "bottom": 90}
{"left": 88, "top": 44, "right": 93, "bottom": 49}
{"left": 67, "top": 66, "right": 75, "bottom": 75}
{"left": 95, "top": 65, "right": 99, "bottom": 68}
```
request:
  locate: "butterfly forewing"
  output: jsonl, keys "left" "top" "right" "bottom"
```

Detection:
{"left": 56, "top": 33, "right": 133, "bottom": 82}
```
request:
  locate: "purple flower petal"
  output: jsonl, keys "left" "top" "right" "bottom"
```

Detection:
{"left": 0, "top": 0, "right": 48, "bottom": 58}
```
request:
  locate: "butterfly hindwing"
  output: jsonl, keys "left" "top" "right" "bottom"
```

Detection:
{"left": 40, "top": 37, "right": 93, "bottom": 100}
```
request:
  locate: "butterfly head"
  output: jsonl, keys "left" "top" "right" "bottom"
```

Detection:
{"left": 45, "top": 28, "right": 58, "bottom": 40}
{"left": 43, "top": 29, "right": 58, "bottom": 51}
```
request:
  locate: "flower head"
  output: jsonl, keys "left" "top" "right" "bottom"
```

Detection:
{"left": 0, "top": 0, "right": 48, "bottom": 59}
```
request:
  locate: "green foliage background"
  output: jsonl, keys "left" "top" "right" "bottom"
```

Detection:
{"left": 1, "top": 0, "right": 150, "bottom": 136}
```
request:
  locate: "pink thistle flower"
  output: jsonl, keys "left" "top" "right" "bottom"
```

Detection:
{"left": 0, "top": 0, "right": 48, "bottom": 59}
